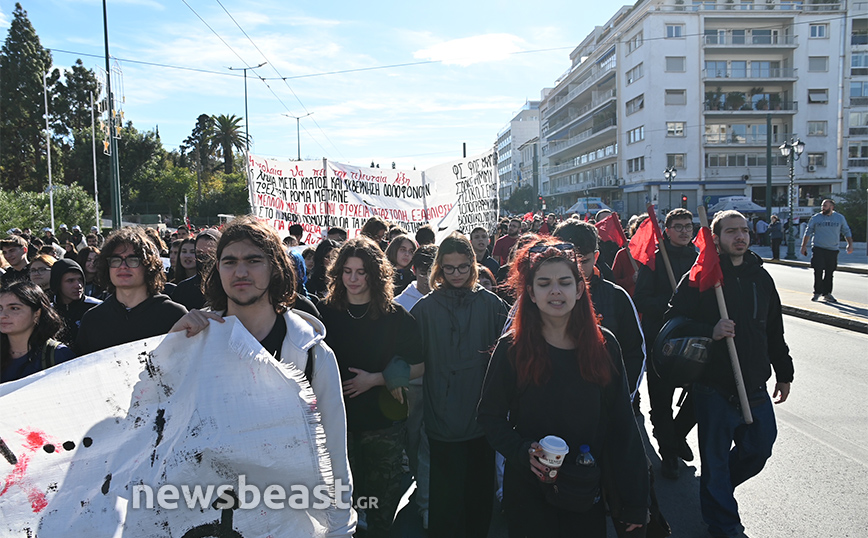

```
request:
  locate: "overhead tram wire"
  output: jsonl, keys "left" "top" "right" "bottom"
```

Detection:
{"left": 179, "top": 0, "right": 333, "bottom": 159}
{"left": 214, "top": 0, "right": 345, "bottom": 159}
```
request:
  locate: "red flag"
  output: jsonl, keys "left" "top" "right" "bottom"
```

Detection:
{"left": 596, "top": 213, "right": 627, "bottom": 247}
{"left": 522, "top": 211, "right": 534, "bottom": 222}
{"left": 628, "top": 217, "right": 657, "bottom": 271}
{"left": 689, "top": 227, "right": 724, "bottom": 292}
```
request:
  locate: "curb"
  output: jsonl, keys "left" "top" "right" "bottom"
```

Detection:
{"left": 782, "top": 305, "right": 868, "bottom": 334}
{"left": 765, "top": 257, "right": 868, "bottom": 275}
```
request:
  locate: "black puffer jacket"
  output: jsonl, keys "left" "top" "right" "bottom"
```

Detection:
{"left": 634, "top": 239, "right": 697, "bottom": 348}
{"left": 666, "top": 251, "right": 794, "bottom": 398}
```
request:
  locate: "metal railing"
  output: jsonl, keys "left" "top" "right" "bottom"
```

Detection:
{"left": 703, "top": 34, "right": 796, "bottom": 46}
{"left": 702, "top": 67, "right": 796, "bottom": 79}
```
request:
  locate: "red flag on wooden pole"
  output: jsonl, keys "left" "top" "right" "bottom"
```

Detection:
{"left": 689, "top": 227, "right": 724, "bottom": 292}
{"left": 628, "top": 217, "right": 657, "bottom": 270}
{"left": 596, "top": 213, "right": 627, "bottom": 248}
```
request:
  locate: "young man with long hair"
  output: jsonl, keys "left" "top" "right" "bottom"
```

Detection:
{"left": 477, "top": 237, "right": 649, "bottom": 537}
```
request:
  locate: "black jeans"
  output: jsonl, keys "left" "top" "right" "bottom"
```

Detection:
{"left": 811, "top": 246, "right": 839, "bottom": 295}
{"left": 427, "top": 436, "right": 494, "bottom": 538}
{"left": 770, "top": 238, "right": 782, "bottom": 259}
{"left": 647, "top": 370, "right": 696, "bottom": 458}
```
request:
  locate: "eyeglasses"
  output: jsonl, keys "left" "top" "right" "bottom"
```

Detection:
{"left": 29, "top": 267, "right": 50, "bottom": 275}
{"left": 442, "top": 263, "right": 471, "bottom": 275}
{"left": 107, "top": 255, "right": 143, "bottom": 268}
{"left": 668, "top": 223, "right": 694, "bottom": 233}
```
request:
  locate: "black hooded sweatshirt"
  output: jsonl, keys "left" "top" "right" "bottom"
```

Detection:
{"left": 50, "top": 259, "right": 102, "bottom": 345}
{"left": 76, "top": 293, "right": 187, "bottom": 355}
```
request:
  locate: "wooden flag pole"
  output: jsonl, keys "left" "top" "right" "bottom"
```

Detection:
{"left": 647, "top": 204, "right": 678, "bottom": 292}
{"left": 698, "top": 206, "right": 753, "bottom": 424}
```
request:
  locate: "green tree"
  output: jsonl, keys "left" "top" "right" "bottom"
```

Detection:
{"left": 180, "top": 114, "right": 217, "bottom": 204}
{"left": 0, "top": 3, "right": 53, "bottom": 191}
{"left": 54, "top": 59, "right": 101, "bottom": 138}
{"left": 837, "top": 188, "right": 867, "bottom": 242}
{"left": 0, "top": 184, "right": 98, "bottom": 233}
{"left": 505, "top": 184, "right": 537, "bottom": 214}
{"left": 210, "top": 114, "right": 248, "bottom": 174}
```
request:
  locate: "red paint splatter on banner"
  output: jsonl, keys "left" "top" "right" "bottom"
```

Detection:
{"left": 0, "top": 429, "right": 57, "bottom": 513}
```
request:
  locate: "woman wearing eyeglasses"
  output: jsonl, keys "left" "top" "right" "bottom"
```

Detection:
{"left": 28, "top": 254, "right": 57, "bottom": 293}
{"left": 75, "top": 227, "right": 187, "bottom": 355}
{"left": 410, "top": 232, "right": 509, "bottom": 537}
{"left": 1, "top": 280, "right": 75, "bottom": 383}
{"left": 477, "top": 238, "right": 649, "bottom": 537}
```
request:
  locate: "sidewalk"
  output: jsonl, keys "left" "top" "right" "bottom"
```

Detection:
{"left": 752, "top": 241, "right": 868, "bottom": 334}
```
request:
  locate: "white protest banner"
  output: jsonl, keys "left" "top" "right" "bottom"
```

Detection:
{"left": 0, "top": 318, "right": 336, "bottom": 537}
{"left": 246, "top": 150, "right": 498, "bottom": 244}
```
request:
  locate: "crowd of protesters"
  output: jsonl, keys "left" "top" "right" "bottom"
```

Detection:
{"left": 0, "top": 206, "right": 796, "bottom": 538}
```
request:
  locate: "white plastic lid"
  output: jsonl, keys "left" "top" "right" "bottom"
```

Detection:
{"left": 539, "top": 435, "right": 569, "bottom": 454}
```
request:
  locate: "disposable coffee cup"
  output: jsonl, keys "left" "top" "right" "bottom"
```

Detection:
{"left": 538, "top": 435, "right": 569, "bottom": 483}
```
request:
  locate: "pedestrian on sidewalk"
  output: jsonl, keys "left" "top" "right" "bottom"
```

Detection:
{"left": 768, "top": 215, "right": 783, "bottom": 260}
{"left": 800, "top": 199, "right": 854, "bottom": 303}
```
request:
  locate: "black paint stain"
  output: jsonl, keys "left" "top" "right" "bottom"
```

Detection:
{"left": 83, "top": 437, "right": 93, "bottom": 447}
{"left": 43, "top": 444, "right": 56, "bottom": 453}
{"left": 62, "top": 440, "right": 76, "bottom": 451}
{"left": 195, "top": 452, "right": 203, "bottom": 463}
{"left": 154, "top": 409, "right": 166, "bottom": 447}
{"left": 101, "top": 473, "right": 112, "bottom": 495}
{"left": 23, "top": 528, "right": 33, "bottom": 538}
{"left": 47, "top": 482, "right": 58, "bottom": 492}
{"left": 0, "top": 437, "right": 17, "bottom": 465}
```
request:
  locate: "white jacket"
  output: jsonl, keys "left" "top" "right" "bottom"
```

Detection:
{"left": 280, "top": 309, "right": 356, "bottom": 537}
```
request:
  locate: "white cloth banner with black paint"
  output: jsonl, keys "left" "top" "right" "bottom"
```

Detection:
{"left": 0, "top": 317, "right": 334, "bottom": 537}
{"left": 246, "top": 150, "right": 499, "bottom": 244}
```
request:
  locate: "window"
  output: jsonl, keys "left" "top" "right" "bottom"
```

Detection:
{"left": 751, "top": 60, "right": 780, "bottom": 78}
{"left": 666, "top": 24, "right": 684, "bottom": 39}
{"left": 627, "top": 156, "right": 645, "bottom": 173}
{"left": 667, "top": 154, "right": 685, "bottom": 168}
{"left": 850, "top": 111, "right": 868, "bottom": 126}
{"left": 807, "top": 153, "right": 825, "bottom": 167}
{"left": 666, "top": 57, "right": 686, "bottom": 72}
{"left": 810, "top": 24, "right": 828, "bottom": 38}
{"left": 807, "top": 121, "right": 827, "bottom": 136}
{"left": 626, "top": 95, "right": 644, "bottom": 115}
{"left": 667, "top": 122, "right": 686, "bottom": 137}
{"left": 731, "top": 61, "right": 747, "bottom": 78}
{"left": 808, "top": 57, "right": 829, "bottom": 72}
{"left": 705, "top": 60, "right": 727, "bottom": 78}
{"left": 852, "top": 81, "right": 868, "bottom": 97}
{"left": 752, "top": 29, "right": 772, "bottom": 44}
{"left": 627, "top": 126, "right": 645, "bottom": 144}
{"left": 808, "top": 89, "right": 829, "bottom": 103}
{"left": 852, "top": 53, "right": 868, "bottom": 75}
{"left": 628, "top": 32, "right": 643, "bottom": 53}
{"left": 731, "top": 29, "right": 746, "bottom": 44}
{"left": 626, "top": 63, "right": 643, "bottom": 85}
{"left": 705, "top": 124, "right": 727, "bottom": 143}
{"left": 665, "top": 90, "right": 687, "bottom": 106}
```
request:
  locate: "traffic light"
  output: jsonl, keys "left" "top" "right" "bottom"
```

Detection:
{"left": 681, "top": 194, "right": 688, "bottom": 209}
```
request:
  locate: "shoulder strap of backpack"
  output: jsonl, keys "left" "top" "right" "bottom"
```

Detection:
{"left": 304, "top": 345, "right": 315, "bottom": 383}
{"left": 41, "top": 339, "right": 59, "bottom": 371}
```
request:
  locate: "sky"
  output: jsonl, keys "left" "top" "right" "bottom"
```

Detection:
{"left": 1, "top": 0, "right": 619, "bottom": 170}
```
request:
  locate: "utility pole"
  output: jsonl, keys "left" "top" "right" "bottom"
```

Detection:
{"left": 90, "top": 92, "right": 100, "bottom": 229}
{"left": 228, "top": 62, "right": 266, "bottom": 151}
{"left": 43, "top": 71, "right": 55, "bottom": 231}
{"left": 103, "top": 0, "right": 122, "bottom": 229}
{"left": 282, "top": 112, "right": 313, "bottom": 161}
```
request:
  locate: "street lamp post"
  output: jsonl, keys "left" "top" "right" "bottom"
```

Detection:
{"left": 228, "top": 62, "right": 267, "bottom": 151}
{"left": 779, "top": 138, "right": 805, "bottom": 260}
{"left": 584, "top": 189, "right": 591, "bottom": 219}
{"left": 283, "top": 112, "right": 313, "bottom": 161}
{"left": 663, "top": 166, "right": 677, "bottom": 213}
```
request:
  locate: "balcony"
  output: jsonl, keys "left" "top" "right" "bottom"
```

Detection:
{"left": 850, "top": 127, "right": 868, "bottom": 136}
{"left": 702, "top": 67, "right": 796, "bottom": 81}
{"left": 703, "top": 34, "right": 796, "bottom": 48}
{"left": 543, "top": 90, "right": 616, "bottom": 137}
{"left": 704, "top": 133, "right": 797, "bottom": 145}
{"left": 852, "top": 33, "right": 868, "bottom": 45}
{"left": 704, "top": 94, "right": 797, "bottom": 113}
{"left": 851, "top": 97, "right": 868, "bottom": 107}
{"left": 551, "top": 176, "right": 619, "bottom": 195}
{"left": 544, "top": 62, "right": 616, "bottom": 119}
{"left": 658, "top": 2, "right": 842, "bottom": 12}
{"left": 544, "top": 118, "right": 617, "bottom": 159}
{"left": 848, "top": 158, "right": 868, "bottom": 167}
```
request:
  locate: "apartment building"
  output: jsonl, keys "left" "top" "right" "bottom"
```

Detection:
{"left": 496, "top": 101, "right": 541, "bottom": 201}
{"left": 538, "top": 0, "right": 847, "bottom": 218}
{"left": 846, "top": 2, "right": 868, "bottom": 191}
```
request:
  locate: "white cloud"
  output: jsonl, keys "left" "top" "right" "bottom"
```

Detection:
{"left": 414, "top": 33, "right": 526, "bottom": 67}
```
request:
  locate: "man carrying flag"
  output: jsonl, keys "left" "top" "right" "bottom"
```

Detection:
{"left": 634, "top": 208, "right": 697, "bottom": 480}
{"left": 666, "top": 210, "right": 793, "bottom": 538}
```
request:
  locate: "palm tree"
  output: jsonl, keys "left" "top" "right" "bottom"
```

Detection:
{"left": 210, "top": 114, "right": 249, "bottom": 174}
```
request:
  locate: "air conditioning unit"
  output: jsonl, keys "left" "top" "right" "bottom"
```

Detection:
{"left": 742, "top": 174, "right": 750, "bottom": 181}
{"left": 807, "top": 165, "right": 817, "bottom": 172}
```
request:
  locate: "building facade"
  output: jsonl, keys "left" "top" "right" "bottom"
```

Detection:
{"left": 496, "top": 101, "right": 540, "bottom": 202}
{"left": 536, "top": 0, "right": 847, "bottom": 218}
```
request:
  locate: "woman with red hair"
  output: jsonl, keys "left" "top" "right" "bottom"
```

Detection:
{"left": 477, "top": 237, "right": 649, "bottom": 537}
